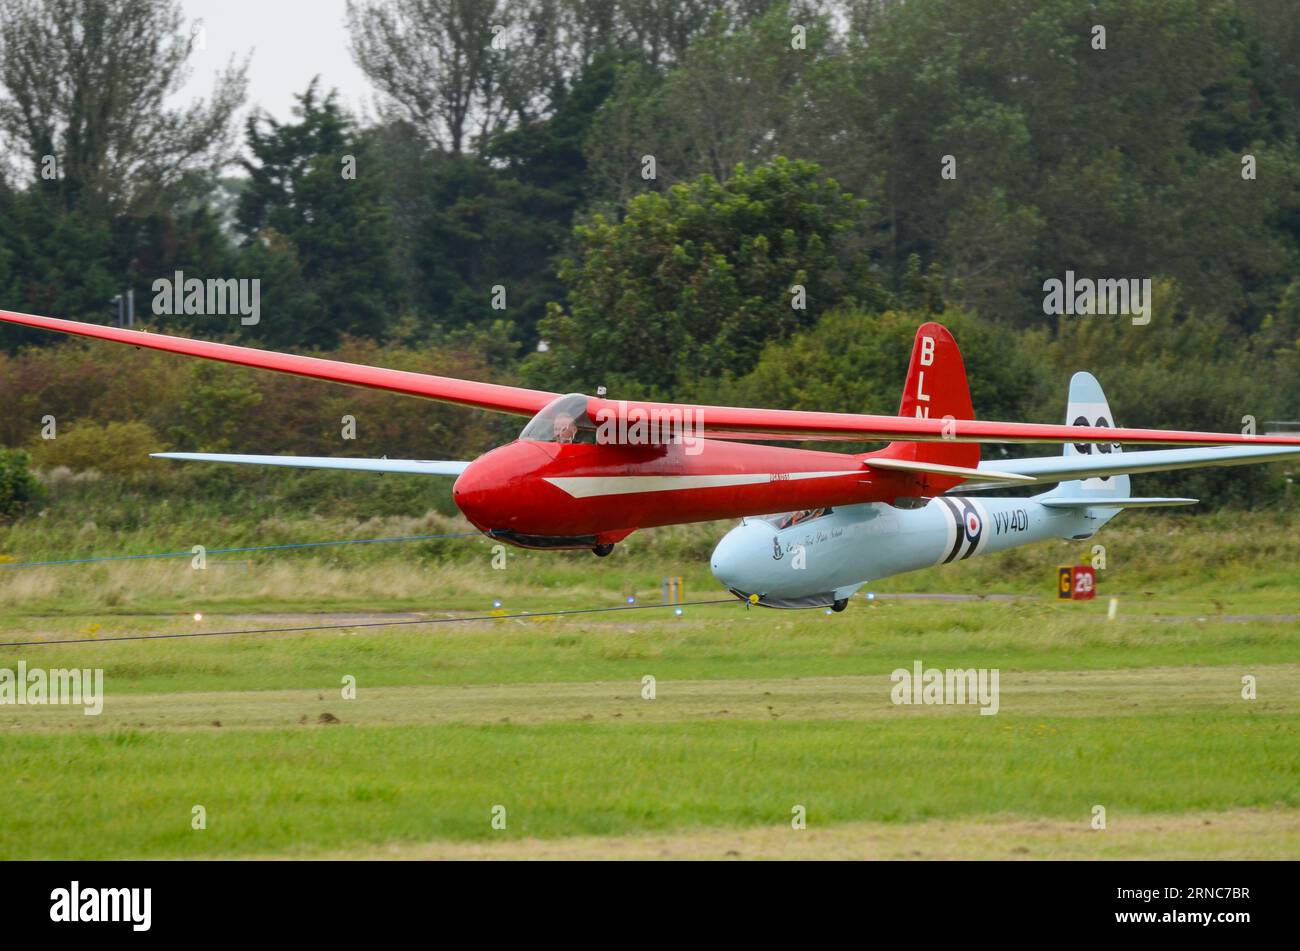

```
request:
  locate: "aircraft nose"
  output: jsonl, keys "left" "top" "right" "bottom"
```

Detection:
{"left": 710, "top": 539, "right": 738, "bottom": 587}
{"left": 452, "top": 442, "right": 551, "bottom": 532}
{"left": 710, "top": 520, "right": 774, "bottom": 591}
{"left": 451, "top": 460, "right": 492, "bottom": 529}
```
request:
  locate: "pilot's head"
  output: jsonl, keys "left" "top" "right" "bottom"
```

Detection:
{"left": 553, "top": 415, "right": 577, "bottom": 443}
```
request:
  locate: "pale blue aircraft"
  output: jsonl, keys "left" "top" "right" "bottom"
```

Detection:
{"left": 710, "top": 372, "right": 1300, "bottom": 610}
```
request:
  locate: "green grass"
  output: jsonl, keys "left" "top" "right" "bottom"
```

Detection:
{"left": 0, "top": 597, "right": 1297, "bottom": 858}
{"left": 1, "top": 505, "right": 1298, "bottom": 858}
{"left": 2, "top": 500, "right": 1298, "bottom": 621}
{"left": 2, "top": 597, "right": 1299, "bottom": 693}
{"left": 2, "top": 713, "right": 1296, "bottom": 859}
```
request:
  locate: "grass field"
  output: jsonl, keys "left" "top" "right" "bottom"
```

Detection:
{"left": 1, "top": 507, "right": 1298, "bottom": 859}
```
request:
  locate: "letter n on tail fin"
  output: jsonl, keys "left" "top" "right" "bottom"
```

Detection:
{"left": 876, "top": 322, "right": 978, "bottom": 481}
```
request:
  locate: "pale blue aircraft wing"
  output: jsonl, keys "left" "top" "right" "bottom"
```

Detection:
{"left": 963, "top": 445, "right": 1300, "bottom": 491}
{"left": 152, "top": 453, "right": 471, "bottom": 476}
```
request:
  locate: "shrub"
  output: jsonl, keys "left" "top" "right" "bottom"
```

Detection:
{"left": 30, "top": 421, "right": 163, "bottom": 476}
{"left": 0, "top": 449, "right": 44, "bottom": 520}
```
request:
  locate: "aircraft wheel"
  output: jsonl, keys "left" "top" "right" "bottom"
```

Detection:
{"left": 831, "top": 598, "right": 849, "bottom": 613}
{"left": 592, "top": 543, "right": 615, "bottom": 557}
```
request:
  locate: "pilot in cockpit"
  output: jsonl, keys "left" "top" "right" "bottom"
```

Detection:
{"left": 778, "top": 508, "right": 827, "bottom": 530}
{"left": 553, "top": 415, "right": 578, "bottom": 444}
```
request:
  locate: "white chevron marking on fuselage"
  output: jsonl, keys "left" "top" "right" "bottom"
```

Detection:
{"left": 543, "top": 470, "right": 856, "bottom": 499}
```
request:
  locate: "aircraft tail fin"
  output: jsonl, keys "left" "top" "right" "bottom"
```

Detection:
{"left": 1053, "top": 371, "right": 1130, "bottom": 500}
{"left": 1039, "top": 372, "right": 1132, "bottom": 533}
{"left": 894, "top": 321, "right": 976, "bottom": 430}
{"left": 871, "top": 322, "right": 978, "bottom": 492}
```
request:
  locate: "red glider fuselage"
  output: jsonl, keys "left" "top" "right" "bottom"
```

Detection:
{"left": 451, "top": 438, "right": 918, "bottom": 548}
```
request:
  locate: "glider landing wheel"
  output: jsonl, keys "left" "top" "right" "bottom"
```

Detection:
{"left": 831, "top": 598, "right": 849, "bottom": 613}
{"left": 592, "top": 543, "right": 615, "bottom": 557}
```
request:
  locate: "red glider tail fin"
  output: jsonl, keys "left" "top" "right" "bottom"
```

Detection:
{"left": 895, "top": 321, "right": 975, "bottom": 425}
{"left": 877, "top": 321, "right": 979, "bottom": 474}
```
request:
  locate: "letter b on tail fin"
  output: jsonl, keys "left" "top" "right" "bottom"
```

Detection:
{"left": 888, "top": 322, "right": 978, "bottom": 471}
{"left": 896, "top": 322, "right": 974, "bottom": 424}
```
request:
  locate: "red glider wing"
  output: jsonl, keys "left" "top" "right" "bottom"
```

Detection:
{"left": 5, "top": 309, "right": 1300, "bottom": 448}
{"left": 0, "top": 309, "right": 558, "bottom": 416}
{"left": 589, "top": 397, "right": 1300, "bottom": 447}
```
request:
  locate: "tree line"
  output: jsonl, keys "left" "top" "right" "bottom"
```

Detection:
{"left": 1, "top": 0, "right": 1299, "bottom": 511}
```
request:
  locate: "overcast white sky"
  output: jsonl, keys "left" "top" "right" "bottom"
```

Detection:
{"left": 177, "top": 0, "right": 377, "bottom": 124}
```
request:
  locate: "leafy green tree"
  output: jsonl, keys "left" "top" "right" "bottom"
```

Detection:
{"left": 0, "top": 180, "right": 15, "bottom": 302}
{"left": 527, "top": 157, "right": 886, "bottom": 398}
{"left": 380, "top": 56, "right": 619, "bottom": 344}
{"left": 236, "top": 81, "right": 401, "bottom": 347}
{"left": 801, "top": 0, "right": 1300, "bottom": 325}
{"left": 1255, "top": 279, "right": 1300, "bottom": 414}
{"left": 0, "top": 186, "right": 117, "bottom": 330}
{"left": 585, "top": 4, "right": 841, "bottom": 206}
{"left": 124, "top": 203, "right": 242, "bottom": 322}
{"left": 166, "top": 363, "right": 264, "bottom": 452}
{"left": 0, "top": 0, "right": 246, "bottom": 347}
{"left": 711, "top": 306, "right": 1042, "bottom": 424}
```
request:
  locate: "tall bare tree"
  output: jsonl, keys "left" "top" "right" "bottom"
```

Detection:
{"left": 585, "top": 3, "right": 841, "bottom": 204}
{"left": 0, "top": 0, "right": 247, "bottom": 217}
{"left": 348, "top": 0, "right": 522, "bottom": 155}
{"left": 346, "top": 0, "right": 780, "bottom": 156}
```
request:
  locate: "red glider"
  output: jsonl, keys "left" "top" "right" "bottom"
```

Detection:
{"left": 3, "top": 309, "right": 1297, "bottom": 555}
